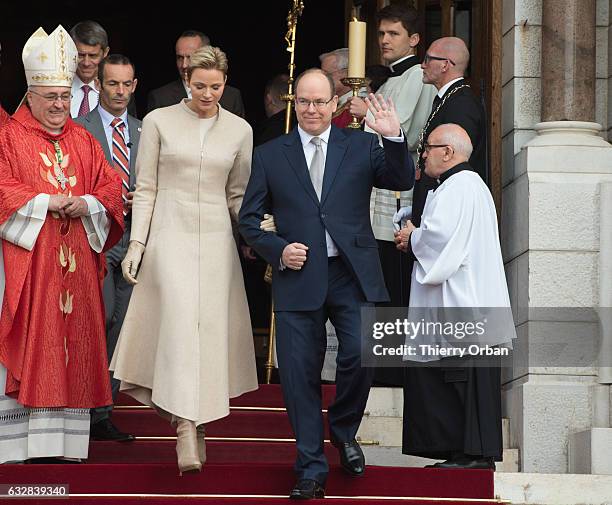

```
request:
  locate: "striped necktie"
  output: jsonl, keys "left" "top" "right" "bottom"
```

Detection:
{"left": 110, "top": 117, "right": 130, "bottom": 214}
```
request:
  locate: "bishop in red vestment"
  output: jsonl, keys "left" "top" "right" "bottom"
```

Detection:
{"left": 0, "top": 105, "right": 124, "bottom": 407}
{"left": 0, "top": 24, "right": 123, "bottom": 463}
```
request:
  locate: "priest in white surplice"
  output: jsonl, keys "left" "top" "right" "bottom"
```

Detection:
{"left": 395, "top": 123, "right": 516, "bottom": 470}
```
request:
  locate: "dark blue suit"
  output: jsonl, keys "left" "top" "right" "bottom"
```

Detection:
{"left": 239, "top": 125, "right": 414, "bottom": 484}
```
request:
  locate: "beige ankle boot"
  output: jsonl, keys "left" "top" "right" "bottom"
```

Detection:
{"left": 196, "top": 424, "right": 206, "bottom": 464}
{"left": 175, "top": 417, "right": 201, "bottom": 475}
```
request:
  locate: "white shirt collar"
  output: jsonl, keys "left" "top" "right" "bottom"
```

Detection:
{"left": 98, "top": 104, "right": 129, "bottom": 128}
{"left": 389, "top": 54, "right": 416, "bottom": 72}
{"left": 73, "top": 73, "right": 99, "bottom": 93}
{"left": 182, "top": 80, "right": 192, "bottom": 98}
{"left": 297, "top": 124, "right": 331, "bottom": 148}
{"left": 437, "top": 77, "right": 464, "bottom": 98}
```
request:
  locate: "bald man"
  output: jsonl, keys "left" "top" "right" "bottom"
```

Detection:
{"left": 146, "top": 30, "right": 245, "bottom": 117}
{"left": 396, "top": 123, "right": 514, "bottom": 470}
{"left": 240, "top": 69, "right": 415, "bottom": 498}
{"left": 410, "top": 37, "right": 486, "bottom": 232}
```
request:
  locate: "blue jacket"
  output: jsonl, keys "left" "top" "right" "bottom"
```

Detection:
{"left": 239, "top": 125, "right": 415, "bottom": 311}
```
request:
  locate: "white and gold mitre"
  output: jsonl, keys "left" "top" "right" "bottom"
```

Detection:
{"left": 22, "top": 25, "right": 78, "bottom": 87}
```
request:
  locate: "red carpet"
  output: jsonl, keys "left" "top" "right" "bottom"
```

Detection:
{"left": 0, "top": 385, "right": 495, "bottom": 504}
{"left": 3, "top": 499, "right": 501, "bottom": 505}
{"left": 111, "top": 408, "right": 330, "bottom": 438}
{"left": 114, "top": 384, "right": 336, "bottom": 409}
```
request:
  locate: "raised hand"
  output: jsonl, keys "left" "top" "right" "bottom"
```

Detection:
{"left": 364, "top": 93, "right": 401, "bottom": 138}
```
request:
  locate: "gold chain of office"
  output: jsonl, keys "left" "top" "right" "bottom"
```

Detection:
{"left": 416, "top": 84, "right": 471, "bottom": 168}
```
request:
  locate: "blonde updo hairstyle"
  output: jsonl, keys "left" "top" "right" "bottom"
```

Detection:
{"left": 186, "top": 46, "right": 228, "bottom": 81}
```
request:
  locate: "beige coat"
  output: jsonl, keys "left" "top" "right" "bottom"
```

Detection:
{"left": 110, "top": 101, "right": 258, "bottom": 425}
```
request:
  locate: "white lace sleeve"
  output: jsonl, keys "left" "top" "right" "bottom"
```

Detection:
{"left": 0, "top": 193, "right": 49, "bottom": 251}
{"left": 80, "top": 194, "right": 111, "bottom": 253}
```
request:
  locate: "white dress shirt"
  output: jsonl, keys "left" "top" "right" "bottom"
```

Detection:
{"left": 183, "top": 80, "right": 192, "bottom": 99}
{"left": 437, "top": 77, "right": 465, "bottom": 99}
{"left": 296, "top": 124, "right": 405, "bottom": 258}
{"left": 297, "top": 124, "right": 339, "bottom": 257}
{"left": 97, "top": 106, "right": 131, "bottom": 163}
{"left": 71, "top": 75, "right": 100, "bottom": 118}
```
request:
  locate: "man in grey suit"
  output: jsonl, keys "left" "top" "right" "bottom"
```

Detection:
{"left": 75, "top": 54, "right": 140, "bottom": 442}
{"left": 146, "top": 30, "right": 245, "bottom": 117}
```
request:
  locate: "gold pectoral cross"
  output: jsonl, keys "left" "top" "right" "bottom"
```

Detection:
{"left": 50, "top": 140, "right": 68, "bottom": 190}
{"left": 56, "top": 172, "right": 68, "bottom": 190}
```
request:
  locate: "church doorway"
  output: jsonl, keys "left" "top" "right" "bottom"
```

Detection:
{"left": 351, "top": 0, "right": 502, "bottom": 208}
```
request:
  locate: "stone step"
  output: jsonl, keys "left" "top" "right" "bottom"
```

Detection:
{"left": 503, "top": 418, "right": 511, "bottom": 449}
{"left": 495, "top": 472, "right": 612, "bottom": 505}
{"left": 362, "top": 446, "right": 520, "bottom": 473}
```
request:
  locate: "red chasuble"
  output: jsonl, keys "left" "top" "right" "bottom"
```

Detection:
{"left": 0, "top": 105, "right": 124, "bottom": 408}
{"left": 0, "top": 105, "right": 9, "bottom": 128}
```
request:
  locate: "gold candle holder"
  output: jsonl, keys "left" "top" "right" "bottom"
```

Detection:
{"left": 341, "top": 76, "right": 366, "bottom": 129}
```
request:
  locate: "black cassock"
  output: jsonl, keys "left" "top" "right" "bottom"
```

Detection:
{"left": 401, "top": 89, "right": 503, "bottom": 461}
{"left": 402, "top": 361, "right": 503, "bottom": 460}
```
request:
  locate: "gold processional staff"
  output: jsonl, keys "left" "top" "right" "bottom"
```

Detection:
{"left": 263, "top": 0, "right": 305, "bottom": 384}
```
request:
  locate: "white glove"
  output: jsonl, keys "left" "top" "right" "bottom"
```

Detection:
{"left": 122, "top": 240, "right": 146, "bottom": 285}
{"left": 392, "top": 206, "right": 412, "bottom": 232}
{"left": 260, "top": 213, "right": 277, "bottom": 233}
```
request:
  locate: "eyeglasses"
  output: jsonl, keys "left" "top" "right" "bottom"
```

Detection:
{"left": 295, "top": 97, "right": 335, "bottom": 110}
{"left": 423, "top": 143, "right": 450, "bottom": 152}
{"left": 29, "top": 89, "right": 72, "bottom": 103}
{"left": 423, "top": 53, "right": 456, "bottom": 66}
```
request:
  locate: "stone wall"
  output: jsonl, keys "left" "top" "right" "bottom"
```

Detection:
{"left": 501, "top": 0, "right": 612, "bottom": 474}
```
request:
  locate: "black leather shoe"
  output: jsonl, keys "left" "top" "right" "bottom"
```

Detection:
{"left": 426, "top": 456, "right": 495, "bottom": 470}
{"left": 289, "top": 479, "right": 325, "bottom": 499}
{"left": 334, "top": 439, "right": 365, "bottom": 476}
{"left": 90, "top": 418, "right": 135, "bottom": 442}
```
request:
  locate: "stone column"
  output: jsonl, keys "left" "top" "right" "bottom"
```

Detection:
{"left": 541, "top": 0, "right": 596, "bottom": 122}
{"left": 502, "top": 0, "right": 612, "bottom": 475}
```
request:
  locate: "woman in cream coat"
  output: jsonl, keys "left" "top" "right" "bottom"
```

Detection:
{"left": 110, "top": 46, "right": 258, "bottom": 474}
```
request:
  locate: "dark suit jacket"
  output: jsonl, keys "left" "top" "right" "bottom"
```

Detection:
{"left": 239, "top": 126, "right": 415, "bottom": 311}
{"left": 412, "top": 79, "right": 486, "bottom": 227}
{"left": 74, "top": 106, "right": 141, "bottom": 190}
{"left": 254, "top": 109, "right": 291, "bottom": 147}
{"left": 74, "top": 106, "right": 141, "bottom": 258}
{"left": 146, "top": 79, "right": 245, "bottom": 118}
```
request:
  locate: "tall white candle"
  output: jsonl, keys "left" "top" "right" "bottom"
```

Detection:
{"left": 348, "top": 20, "right": 366, "bottom": 78}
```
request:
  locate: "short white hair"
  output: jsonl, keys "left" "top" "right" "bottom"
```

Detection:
{"left": 435, "top": 123, "right": 473, "bottom": 159}
{"left": 319, "top": 48, "right": 349, "bottom": 71}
